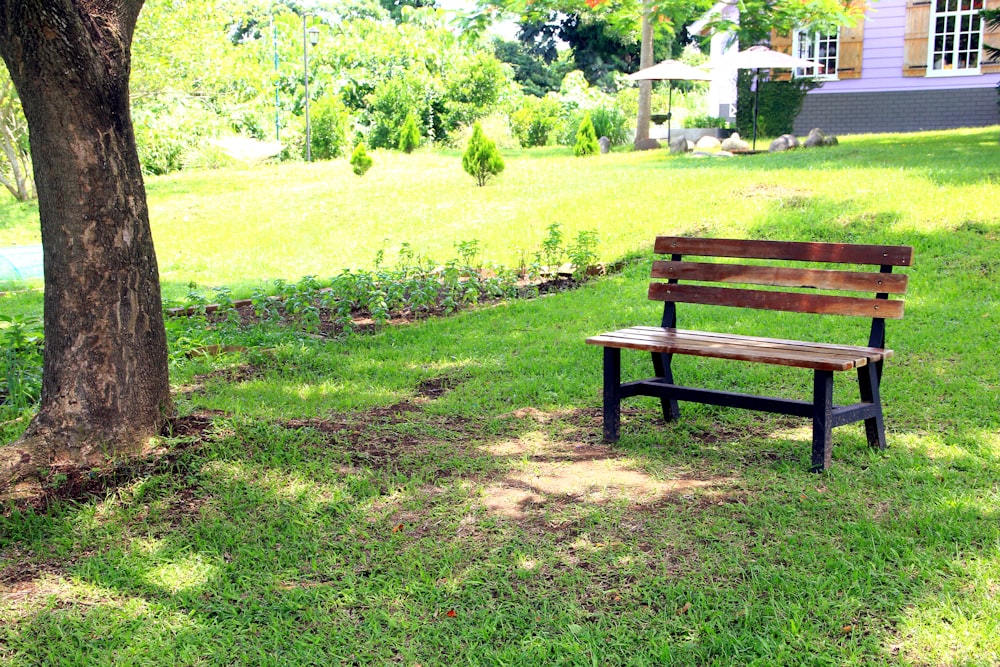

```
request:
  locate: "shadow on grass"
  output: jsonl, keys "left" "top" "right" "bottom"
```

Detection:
{"left": 2, "top": 217, "right": 999, "bottom": 665}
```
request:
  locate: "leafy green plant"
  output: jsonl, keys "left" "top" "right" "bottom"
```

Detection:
{"left": 510, "top": 95, "right": 561, "bottom": 148}
{"left": 0, "top": 313, "right": 42, "bottom": 414}
{"left": 681, "top": 113, "right": 730, "bottom": 129}
{"left": 535, "top": 222, "right": 565, "bottom": 276}
{"left": 573, "top": 112, "right": 599, "bottom": 157}
{"left": 735, "top": 70, "right": 820, "bottom": 138}
{"left": 350, "top": 143, "right": 373, "bottom": 176}
{"left": 587, "top": 106, "right": 630, "bottom": 145}
{"left": 398, "top": 111, "right": 422, "bottom": 154}
{"left": 462, "top": 122, "right": 504, "bottom": 187}
{"left": 310, "top": 95, "right": 351, "bottom": 160}
{"left": 567, "top": 229, "right": 599, "bottom": 280}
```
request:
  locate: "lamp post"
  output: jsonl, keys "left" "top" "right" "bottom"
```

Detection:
{"left": 303, "top": 17, "right": 319, "bottom": 162}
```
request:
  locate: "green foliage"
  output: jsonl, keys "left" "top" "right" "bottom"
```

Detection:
{"left": 462, "top": 122, "right": 504, "bottom": 186}
{"left": 398, "top": 111, "right": 422, "bottom": 153}
{"left": 573, "top": 112, "right": 599, "bottom": 157}
{"left": 510, "top": 95, "right": 561, "bottom": 147}
{"left": 367, "top": 74, "right": 437, "bottom": 150}
{"left": 310, "top": 95, "right": 351, "bottom": 160}
{"left": 586, "top": 106, "right": 629, "bottom": 145}
{"left": 350, "top": 143, "right": 373, "bottom": 176}
{"left": 493, "top": 39, "right": 573, "bottom": 97}
{"left": 735, "top": 70, "right": 819, "bottom": 138}
{"left": 181, "top": 142, "right": 239, "bottom": 171}
{"left": 0, "top": 314, "right": 42, "bottom": 419}
{"left": 567, "top": 229, "right": 599, "bottom": 280}
{"left": 444, "top": 52, "right": 511, "bottom": 130}
{"left": 682, "top": 113, "right": 730, "bottom": 129}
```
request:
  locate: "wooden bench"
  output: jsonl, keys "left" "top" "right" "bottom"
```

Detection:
{"left": 586, "top": 237, "right": 914, "bottom": 471}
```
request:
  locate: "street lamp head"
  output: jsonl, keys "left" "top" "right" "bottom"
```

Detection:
{"left": 307, "top": 26, "right": 319, "bottom": 46}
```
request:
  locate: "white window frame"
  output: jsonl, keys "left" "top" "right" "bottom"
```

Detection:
{"left": 927, "top": 0, "right": 985, "bottom": 76}
{"left": 792, "top": 29, "right": 840, "bottom": 80}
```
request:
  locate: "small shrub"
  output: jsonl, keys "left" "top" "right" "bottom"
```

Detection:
{"left": 350, "top": 143, "right": 373, "bottom": 176}
{"left": 567, "top": 230, "right": 599, "bottom": 280}
{"left": 462, "top": 122, "right": 504, "bottom": 187}
{"left": 510, "top": 96, "right": 561, "bottom": 147}
{"left": 682, "top": 113, "right": 730, "bottom": 129}
{"left": 588, "top": 106, "right": 629, "bottom": 145}
{"left": 310, "top": 95, "right": 351, "bottom": 160}
{"left": 398, "top": 111, "right": 421, "bottom": 153}
{"left": 573, "top": 113, "right": 599, "bottom": 157}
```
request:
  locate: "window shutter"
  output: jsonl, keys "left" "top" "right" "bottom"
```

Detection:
{"left": 984, "top": 0, "right": 1000, "bottom": 73}
{"left": 770, "top": 29, "right": 794, "bottom": 81}
{"left": 903, "top": 0, "right": 931, "bottom": 76}
{"left": 838, "top": 15, "right": 865, "bottom": 78}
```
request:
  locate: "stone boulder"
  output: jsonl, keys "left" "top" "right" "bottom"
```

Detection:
{"left": 769, "top": 134, "right": 800, "bottom": 152}
{"left": 634, "top": 137, "right": 662, "bottom": 151}
{"left": 669, "top": 137, "right": 695, "bottom": 154}
{"left": 598, "top": 136, "right": 611, "bottom": 154}
{"left": 823, "top": 135, "right": 839, "bottom": 147}
{"left": 803, "top": 128, "right": 826, "bottom": 148}
{"left": 720, "top": 133, "right": 750, "bottom": 152}
{"left": 695, "top": 135, "right": 722, "bottom": 151}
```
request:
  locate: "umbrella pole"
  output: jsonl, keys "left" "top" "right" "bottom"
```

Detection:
{"left": 667, "top": 83, "right": 673, "bottom": 144}
{"left": 752, "top": 69, "right": 760, "bottom": 151}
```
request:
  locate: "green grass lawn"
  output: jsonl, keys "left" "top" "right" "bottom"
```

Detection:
{"left": 1, "top": 128, "right": 1000, "bottom": 665}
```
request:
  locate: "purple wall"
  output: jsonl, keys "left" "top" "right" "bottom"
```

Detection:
{"left": 808, "top": 0, "right": 1000, "bottom": 95}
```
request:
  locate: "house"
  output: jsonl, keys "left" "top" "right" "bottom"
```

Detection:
{"left": 697, "top": 0, "right": 1000, "bottom": 134}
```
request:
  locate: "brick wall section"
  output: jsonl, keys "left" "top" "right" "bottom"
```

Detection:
{"left": 793, "top": 87, "right": 1000, "bottom": 135}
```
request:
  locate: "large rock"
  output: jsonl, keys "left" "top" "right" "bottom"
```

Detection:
{"left": 598, "top": 136, "right": 611, "bottom": 154}
{"left": 634, "top": 137, "right": 661, "bottom": 151}
{"left": 769, "top": 134, "right": 800, "bottom": 152}
{"left": 695, "top": 135, "right": 722, "bottom": 151}
{"left": 803, "top": 128, "right": 826, "bottom": 148}
{"left": 721, "top": 133, "right": 750, "bottom": 152}
{"left": 669, "top": 137, "right": 695, "bottom": 154}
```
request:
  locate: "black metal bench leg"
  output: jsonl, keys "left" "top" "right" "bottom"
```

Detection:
{"left": 812, "top": 370, "right": 834, "bottom": 472}
{"left": 651, "top": 352, "right": 681, "bottom": 422}
{"left": 603, "top": 347, "right": 622, "bottom": 442}
{"left": 858, "top": 362, "right": 887, "bottom": 450}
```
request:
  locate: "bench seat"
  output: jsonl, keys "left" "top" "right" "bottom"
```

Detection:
{"left": 587, "top": 326, "right": 893, "bottom": 372}
{"left": 586, "top": 236, "right": 913, "bottom": 471}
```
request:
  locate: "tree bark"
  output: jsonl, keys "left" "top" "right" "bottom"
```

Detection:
{"left": 0, "top": 0, "right": 172, "bottom": 492}
{"left": 633, "top": 2, "right": 654, "bottom": 146}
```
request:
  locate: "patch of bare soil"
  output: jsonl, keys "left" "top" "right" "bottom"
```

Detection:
{"left": 480, "top": 407, "right": 733, "bottom": 521}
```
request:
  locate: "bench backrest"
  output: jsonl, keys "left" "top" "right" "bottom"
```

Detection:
{"left": 649, "top": 237, "right": 914, "bottom": 347}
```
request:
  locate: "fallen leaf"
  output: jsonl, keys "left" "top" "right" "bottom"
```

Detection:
{"left": 446, "top": 609, "right": 457, "bottom": 617}
{"left": 842, "top": 624, "right": 855, "bottom": 634}
{"left": 392, "top": 523, "right": 404, "bottom": 533}
{"left": 677, "top": 601, "right": 692, "bottom": 615}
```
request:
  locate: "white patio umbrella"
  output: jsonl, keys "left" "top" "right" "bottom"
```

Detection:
{"left": 627, "top": 60, "right": 711, "bottom": 143}
{"left": 712, "top": 46, "right": 820, "bottom": 150}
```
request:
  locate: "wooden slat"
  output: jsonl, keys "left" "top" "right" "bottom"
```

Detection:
{"left": 586, "top": 326, "right": 891, "bottom": 371}
{"left": 604, "top": 328, "right": 888, "bottom": 367}
{"left": 653, "top": 237, "right": 914, "bottom": 267}
{"left": 628, "top": 326, "right": 892, "bottom": 360}
{"left": 647, "top": 283, "right": 905, "bottom": 319}
{"left": 651, "top": 260, "right": 908, "bottom": 294}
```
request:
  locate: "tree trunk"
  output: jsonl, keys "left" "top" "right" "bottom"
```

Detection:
{"left": 0, "top": 0, "right": 172, "bottom": 492}
{"left": 633, "top": 3, "right": 654, "bottom": 146}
